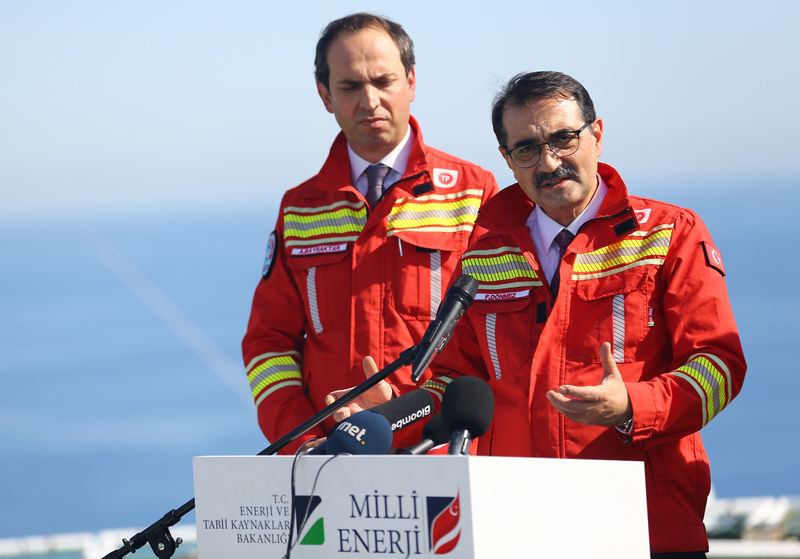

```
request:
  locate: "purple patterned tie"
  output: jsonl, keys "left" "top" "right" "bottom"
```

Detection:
{"left": 365, "top": 164, "right": 390, "bottom": 209}
{"left": 550, "top": 228, "right": 575, "bottom": 298}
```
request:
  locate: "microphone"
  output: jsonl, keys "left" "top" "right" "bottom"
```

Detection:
{"left": 411, "top": 274, "right": 479, "bottom": 382}
{"left": 367, "top": 389, "right": 434, "bottom": 431}
{"left": 308, "top": 409, "right": 393, "bottom": 455}
{"left": 440, "top": 376, "right": 494, "bottom": 455}
{"left": 395, "top": 412, "right": 450, "bottom": 455}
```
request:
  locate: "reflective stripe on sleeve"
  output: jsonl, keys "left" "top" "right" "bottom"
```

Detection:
{"left": 670, "top": 352, "right": 733, "bottom": 426}
{"left": 246, "top": 351, "right": 303, "bottom": 406}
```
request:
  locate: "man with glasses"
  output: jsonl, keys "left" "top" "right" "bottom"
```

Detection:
{"left": 241, "top": 13, "right": 498, "bottom": 455}
{"left": 421, "top": 71, "right": 746, "bottom": 557}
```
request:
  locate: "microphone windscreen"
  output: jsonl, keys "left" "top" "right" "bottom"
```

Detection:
{"left": 421, "top": 412, "right": 451, "bottom": 445}
{"left": 370, "top": 389, "right": 434, "bottom": 431}
{"left": 441, "top": 376, "right": 495, "bottom": 436}
{"left": 323, "top": 410, "right": 393, "bottom": 455}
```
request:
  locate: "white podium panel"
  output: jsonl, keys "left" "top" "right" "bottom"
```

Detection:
{"left": 193, "top": 455, "right": 648, "bottom": 558}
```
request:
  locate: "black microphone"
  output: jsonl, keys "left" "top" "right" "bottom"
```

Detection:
{"left": 440, "top": 376, "right": 494, "bottom": 455}
{"left": 395, "top": 412, "right": 450, "bottom": 455}
{"left": 367, "top": 389, "right": 434, "bottom": 431}
{"left": 308, "top": 409, "right": 393, "bottom": 455}
{"left": 411, "top": 274, "right": 479, "bottom": 382}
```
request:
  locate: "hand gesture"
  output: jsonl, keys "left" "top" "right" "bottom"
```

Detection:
{"left": 324, "top": 356, "right": 393, "bottom": 422}
{"left": 545, "top": 342, "right": 632, "bottom": 427}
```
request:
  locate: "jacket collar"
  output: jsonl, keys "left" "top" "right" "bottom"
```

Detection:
{"left": 309, "top": 116, "right": 429, "bottom": 196}
{"left": 476, "top": 162, "right": 635, "bottom": 235}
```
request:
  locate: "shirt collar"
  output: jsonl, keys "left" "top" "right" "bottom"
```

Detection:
{"left": 348, "top": 125, "right": 414, "bottom": 186}
{"left": 528, "top": 174, "right": 609, "bottom": 250}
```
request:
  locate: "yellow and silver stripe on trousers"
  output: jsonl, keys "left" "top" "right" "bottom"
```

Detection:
{"left": 670, "top": 352, "right": 733, "bottom": 426}
{"left": 246, "top": 350, "right": 303, "bottom": 406}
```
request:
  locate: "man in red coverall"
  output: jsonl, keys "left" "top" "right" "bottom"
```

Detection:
{"left": 416, "top": 72, "right": 746, "bottom": 557}
{"left": 241, "top": 13, "right": 498, "bottom": 454}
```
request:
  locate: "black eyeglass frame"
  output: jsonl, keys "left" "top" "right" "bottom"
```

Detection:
{"left": 503, "top": 121, "right": 594, "bottom": 168}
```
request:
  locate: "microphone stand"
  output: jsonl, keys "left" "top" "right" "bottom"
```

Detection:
{"left": 101, "top": 345, "right": 420, "bottom": 559}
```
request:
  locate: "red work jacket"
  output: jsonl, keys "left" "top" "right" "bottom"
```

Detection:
{"left": 242, "top": 117, "right": 498, "bottom": 454}
{"left": 427, "top": 163, "right": 746, "bottom": 553}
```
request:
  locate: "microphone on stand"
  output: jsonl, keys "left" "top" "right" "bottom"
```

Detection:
{"left": 440, "top": 376, "right": 494, "bottom": 455}
{"left": 411, "top": 275, "right": 479, "bottom": 382}
{"left": 395, "top": 412, "right": 450, "bottom": 455}
{"left": 307, "top": 410, "right": 393, "bottom": 455}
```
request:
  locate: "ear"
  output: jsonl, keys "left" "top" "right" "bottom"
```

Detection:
{"left": 591, "top": 118, "right": 604, "bottom": 158}
{"left": 407, "top": 67, "right": 417, "bottom": 102}
{"left": 316, "top": 81, "right": 335, "bottom": 114}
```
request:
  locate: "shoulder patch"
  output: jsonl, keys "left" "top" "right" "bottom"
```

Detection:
{"left": 262, "top": 230, "right": 278, "bottom": 280}
{"left": 432, "top": 168, "right": 459, "bottom": 188}
{"left": 701, "top": 240, "right": 725, "bottom": 276}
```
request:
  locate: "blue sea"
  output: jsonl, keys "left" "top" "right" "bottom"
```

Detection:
{"left": 1, "top": 179, "right": 799, "bottom": 547}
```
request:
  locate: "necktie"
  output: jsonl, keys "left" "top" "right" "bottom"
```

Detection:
{"left": 550, "top": 228, "right": 575, "bottom": 298}
{"left": 365, "top": 163, "right": 390, "bottom": 209}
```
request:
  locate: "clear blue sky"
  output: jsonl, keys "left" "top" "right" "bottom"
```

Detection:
{"left": 2, "top": 1, "right": 798, "bottom": 218}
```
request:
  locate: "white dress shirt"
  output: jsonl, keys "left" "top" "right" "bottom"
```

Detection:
{"left": 526, "top": 175, "right": 609, "bottom": 283}
{"left": 347, "top": 126, "right": 414, "bottom": 197}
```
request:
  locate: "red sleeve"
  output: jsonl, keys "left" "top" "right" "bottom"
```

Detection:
{"left": 624, "top": 209, "right": 747, "bottom": 447}
{"left": 241, "top": 210, "right": 325, "bottom": 455}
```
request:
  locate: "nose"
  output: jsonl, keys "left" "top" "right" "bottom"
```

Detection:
{"left": 536, "top": 145, "right": 562, "bottom": 172}
{"left": 360, "top": 85, "right": 380, "bottom": 111}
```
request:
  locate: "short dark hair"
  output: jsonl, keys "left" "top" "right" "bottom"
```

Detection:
{"left": 314, "top": 13, "right": 415, "bottom": 88}
{"left": 491, "top": 71, "right": 596, "bottom": 147}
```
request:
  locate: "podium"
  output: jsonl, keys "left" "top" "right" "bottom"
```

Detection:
{"left": 193, "top": 455, "right": 649, "bottom": 558}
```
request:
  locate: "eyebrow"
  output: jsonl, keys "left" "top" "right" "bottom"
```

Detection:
{"left": 508, "top": 126, "right": 576, "bottom": 150}
{"left": 335, "top": 72, "right": 397, "bottom": 87}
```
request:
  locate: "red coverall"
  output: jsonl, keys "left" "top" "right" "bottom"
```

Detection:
{"left": 425, "top": 163, "right": 746, "bottom": 553}
{"left": 242, "top": 117, "right": 498, "bottom": 454}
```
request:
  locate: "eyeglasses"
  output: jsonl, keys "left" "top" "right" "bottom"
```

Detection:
{"left": 504, "top": 121, "right": 593, "bottom": 168}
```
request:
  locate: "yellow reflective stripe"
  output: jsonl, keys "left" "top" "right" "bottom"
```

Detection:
{"left": 386, "top": 193, "right": 481, "bottom": 232}
{"left": 283, "top": 206, "right": 367, "bottom": 240}
{"left": 247, "top": 352, "right": 302, "bottom": 402}
{"left": 462, "top": 253, "right": 539, "bottom": 283}
{"left": 573, "top": 227, "right": 672, "bottom": 274}
{"left": 463, "top": 246, "right": 524, "bottom": 258}
{"left": 421, "top": 376, "right": 452, "bottom": 402}
{"left": 671, "top": 352, "right": 732, "bottom": 425}
{"left": 387, "top": 224, "right": 475, "bottom": 236}
{"left": 245, "top": 351, "right": 301, "bottom": 374}
{"left": 284, "top": 199, "right": 365, "bottom": 214}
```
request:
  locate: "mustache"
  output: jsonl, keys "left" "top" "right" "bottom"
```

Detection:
{"left": 535, "top": 166, "right": 577, "bottom": 189}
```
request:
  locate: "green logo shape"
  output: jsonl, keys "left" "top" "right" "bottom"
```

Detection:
{"left": 300, "top": 518, "right": 325, "bottom": 545}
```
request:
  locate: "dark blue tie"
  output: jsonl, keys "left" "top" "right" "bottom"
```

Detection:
{"left": 365, "top": 164, "right": 390, "bottom": 209}
{"left": 550, "top": 229, "right": 575, "bottom": 298}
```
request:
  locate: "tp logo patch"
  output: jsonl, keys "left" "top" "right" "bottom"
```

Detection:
{"left": 432, "top": 168, "right": 459, "bottom": 188}
{"left": 294, "top": 495, "right": 324, "bottom": 545}
{"left": 427, "top": 493, "right": 461, "bottom": 554}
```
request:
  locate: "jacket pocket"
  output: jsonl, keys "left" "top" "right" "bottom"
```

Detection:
{"left": 568, "top": 267, "right": 652, "bottom": 365}
{"left": 286, "top": 245, "right": 353, "bottom": 332}
{"left": 388, "top": 230, "right": 469, "bottom": 320}
{"left": 470, "top": 295, "right": 539, "bottom": 381}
